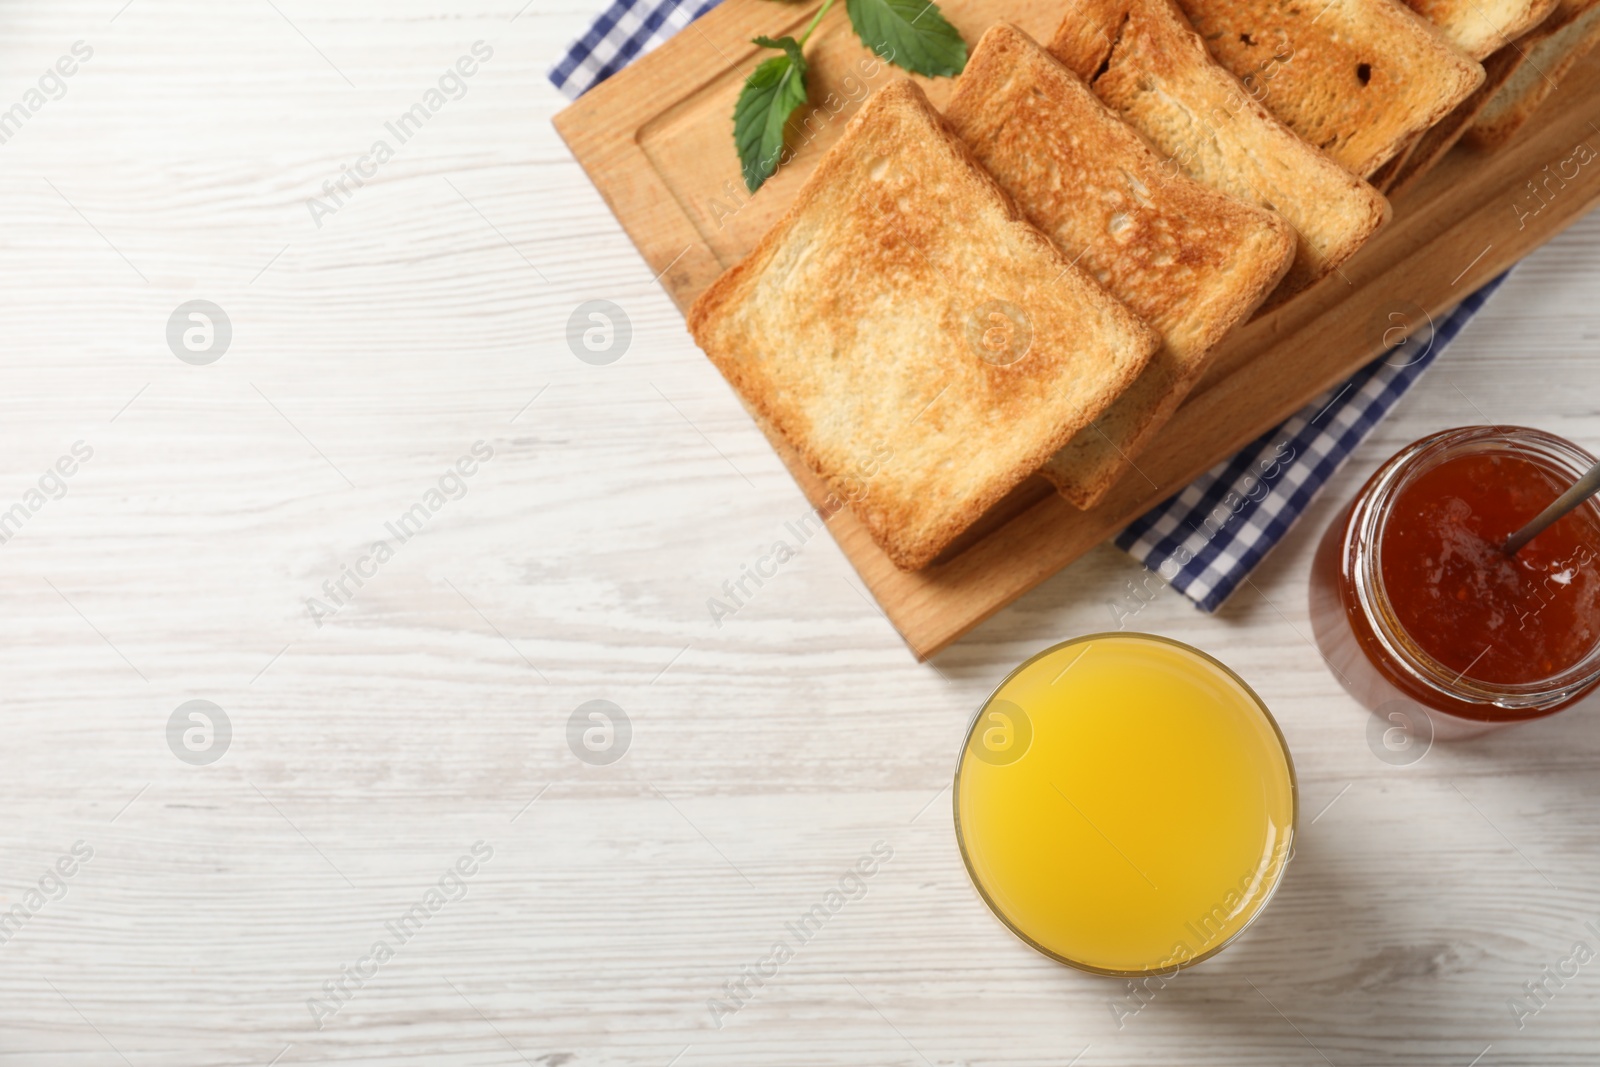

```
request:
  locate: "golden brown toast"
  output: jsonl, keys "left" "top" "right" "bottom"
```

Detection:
{"left": 1170, "top": 0, "right": 1484, "bottom": 176}
{"left": 1050, "top": 0, "right": 1391, "bottom": 299}
{"left": 1404, "top": 0, "right": 1558, "bottom": 59}
{"left": 687, "top": 80, "right": 1160, "bottom": 570}
{"left": 1383, "top": 40, "right": 1532, "bottom": 195}
{"left": 946, "top": 23, "right": 1294, "bottom": 508}
{"left": 1467, "top": 0, "right": 1600, "bottom": 148}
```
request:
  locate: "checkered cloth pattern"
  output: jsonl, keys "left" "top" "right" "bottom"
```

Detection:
{"left": 550, "top": 2, "right": 1512, "bottom": 609}
{"left": 1116, "top": 273, "right": 1509, "bottom": 610}
{"left": 549, "top": 0, "right": 723, "bottom": 99}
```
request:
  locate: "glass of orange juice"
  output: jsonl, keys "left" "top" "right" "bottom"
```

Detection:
{"left": 954, "top": 633, "right": 1297, "bottom": 975}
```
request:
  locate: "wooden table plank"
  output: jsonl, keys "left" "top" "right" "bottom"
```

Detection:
{"left": 3, "top": 2, "right": 1600, "bottom": 1064}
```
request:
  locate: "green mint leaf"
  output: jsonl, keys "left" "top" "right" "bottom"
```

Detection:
{"left": 752, "top": 34, "right": 808, "bottom": 67}
{"left": 845, "top": 0, "right": 966, "bottom": 77}
{"left": 734, "top": 36, "right": 810, "bottom": 193}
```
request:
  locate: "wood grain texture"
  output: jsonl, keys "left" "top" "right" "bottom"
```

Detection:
{"left": 560, "top": 4, "right": 1600, "bottom": 658}
{"left": 3, "top": 1, "right": 1600, "bottom": 1065}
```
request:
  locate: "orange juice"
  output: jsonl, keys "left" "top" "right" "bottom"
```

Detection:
{"left": 954, "top": 633, "right": 1296, "bottom": 975}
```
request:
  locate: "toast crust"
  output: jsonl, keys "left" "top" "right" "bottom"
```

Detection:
{"left": 1050, "top": 0, "right": 1391, "bottom": 298}
{"left": 1171, "top": 0, "right": 1485, "bottom": 176}
{"left": 688, "top": 80, "right": 1160, "bottom": 569}
{"left": 1370, "top": 132, "right": 1424, "bottom": 192}
{"left": 947, "top": 23, "right": 1294, "bottom": 508}
{"left": 1467, "top": 0, "right": 1600, "bottom": 148}
{"left": 1405, "top": 0, "right": 1560, "bottom": 58}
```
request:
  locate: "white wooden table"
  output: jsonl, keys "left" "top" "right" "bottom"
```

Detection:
{"left": 3, "top": 2, "right": 1599, "bottom": 1063}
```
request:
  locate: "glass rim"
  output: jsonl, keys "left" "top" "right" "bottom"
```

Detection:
{"left": 951, "top": 631, "right": 1300, "bottom": 978}
{"left": 1350, "top": 425, "right": 1600, "bottom": 715}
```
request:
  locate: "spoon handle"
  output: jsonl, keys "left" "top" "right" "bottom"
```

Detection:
{"left": 1503, "top": 458, "right": 1600, "bottom": 556}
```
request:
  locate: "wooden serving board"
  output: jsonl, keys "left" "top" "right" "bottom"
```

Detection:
{"left": 553, "top": 0, "right": 1600, "bottom": 660}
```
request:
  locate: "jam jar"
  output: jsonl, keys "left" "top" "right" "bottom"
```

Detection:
{"left": 1310, "top": 426, "right": 1600, "bottom": 739}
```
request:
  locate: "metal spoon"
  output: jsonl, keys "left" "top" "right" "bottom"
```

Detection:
{"left": 1502, "top": 458, "right": 1600, "bottom": 556}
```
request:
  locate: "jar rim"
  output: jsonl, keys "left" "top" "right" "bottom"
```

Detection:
{"left": 1349, "top": 425, "right": 1600, "bottom": 714}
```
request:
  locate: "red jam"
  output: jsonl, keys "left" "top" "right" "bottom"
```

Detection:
{"left": 1380, "top": 452, "right": 1600, "bottom": 684}
{"left": 1311, "top": 427, "right": 1600, "bottom": 732}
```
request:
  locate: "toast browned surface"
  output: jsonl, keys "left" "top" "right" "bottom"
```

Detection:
{"left": 1050, "top": 0, "right": 1391, "bottom": 298}
{"left": 945, "top": 23, "right": 1293, "bottom": 508}
{"left": 1405, "top": 0, "right": 1559, "bottom": 58}
{"left": 1386, "top": 41, "right": 1531, "bottom": 195}
{"left": 1467, "top": 0, "right": 1600, "bottom": 147}
{"left": 1171, "top": 0, "right": 1484, "bottom": 176}
{"left": 687, "top": 80, "right": 1160, "bottom": 570}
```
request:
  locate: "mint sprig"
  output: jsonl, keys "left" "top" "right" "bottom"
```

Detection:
{"left": 732, "top": 0, "right": 965, "bottom": 194}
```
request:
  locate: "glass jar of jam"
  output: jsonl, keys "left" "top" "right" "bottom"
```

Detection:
{"left": 1311, "top": 426, "right": 1600, "bottom": 738}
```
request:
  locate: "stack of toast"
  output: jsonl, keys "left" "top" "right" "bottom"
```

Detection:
{"left": 687, "top": 0, "right": 1586, "bottom": 571}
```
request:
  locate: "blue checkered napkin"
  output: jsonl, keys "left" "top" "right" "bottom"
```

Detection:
{"left": 1116, "top": 272, "right": 1511, "bottom": 612}
{"left": 549, "top": 0, "right": 722, "bottom": 99}
{"left": 550, "top": 7, "right": 1511, "bottom": 609}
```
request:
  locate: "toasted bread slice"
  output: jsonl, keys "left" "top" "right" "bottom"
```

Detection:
{"left": 1404, "top": 0, "right": 1558, "bottom": 58}
{"left": 1383, "top": 0, "right": 1583, "bottom": 188}
{"left": 1171, "top": 0, "right": 1484, "bottom": 176}
{"left": 945, "top": 24, "right": 1293, "bottom": 508}
{"left": 687, "top": 80, "right": 1160, "bottom": 569}
{"left": 1383, "top": 39, "right": 1532, "bottom": 194}
{"left": 1364, "top": 0, "right": 1518, "bottom": 197}
{"left": 1051, "top": 0, "right": 1390, "bottom": 299}
{"left": 1467, "top": 0, "right": 1600, "bottom": 147}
